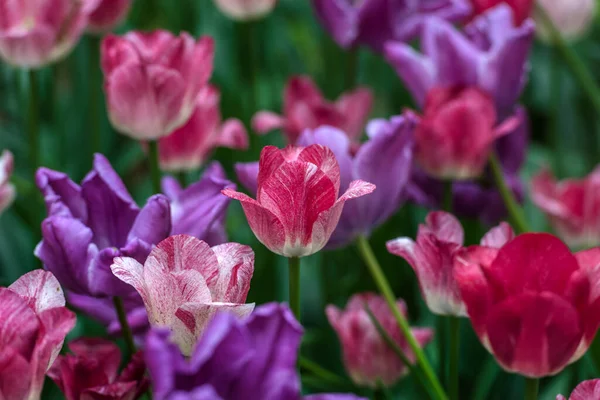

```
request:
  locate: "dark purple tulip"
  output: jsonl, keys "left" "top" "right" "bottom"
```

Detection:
{"left": 145, "top": 303, "right": 366, "bottom": 400}
{"left": 161, "top": 162, "right": 235, "bottom": 246}
{"left": 312, "top": 0, "right": 471, "bottom": 52}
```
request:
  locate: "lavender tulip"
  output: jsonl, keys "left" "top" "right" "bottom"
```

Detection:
{"left": 385, "top": 4, "right": 534, "bottom": 117}
{"left": 311, "top": 0, "right": 471, "bottom": 52}
{"left": 145, "top": 303, "right": 366, "bottom": 400}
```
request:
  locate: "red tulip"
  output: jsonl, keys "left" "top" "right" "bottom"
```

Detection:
{"left": 87, "top": 0, "right": 132, "bottom": 34}
{"left": 455, "top": 233, "right": 600, "bottom": 377}
{"left": 222, "top": 145, "right": 375, "bottom": 257}
{"left": 470, "top": 0, "right": 533, "bottom": 25}
{"left": 557, "top": 379, "right": 600, "bottom": 400}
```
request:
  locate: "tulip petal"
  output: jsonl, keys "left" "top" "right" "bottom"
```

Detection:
{"left": 8, "top": 270, "right": 65, "bottom": 313}
{"left": 480, "top": 222, "right": 515, "bottom": 248}
{"left": 234, "top": 162, "right": 259, "bottom": 195}
{"left": 218, "top": 119, "right": 249, "bottom": 150}
{"left": 252, "top": 111, "right": 286, "bottom": 134}
{"left": 209, "top": 243, "right": 254, "bottom": 303}
{"left": 335, "top": 87, "right": 374, "bottom": 141}
{"left": 384, "top": 41, "right": 434, "bottom": 107}
{"left": 35, "top": 167, "right": 86, "bottom": 220}
{"left": 128, "top": 194, "right": 171, "bottom": 245}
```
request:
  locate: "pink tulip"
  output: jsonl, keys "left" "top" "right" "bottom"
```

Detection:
{"left": 222, "top": 145, "right": 375, "bottom": 257}
{"left": 213, "top": 0, "right": 277, "bottom": 20}
{"left": 111, "top": 234, "right": 255, "bottom": 356}
{"left": 0, "top": 0, "right": 99, "bottom": 68}
{"left": 0, "top": 150, "right": 15, "bottom": 217}
{"left": 326, "top": 293, "right": 433, "bottom": 387}
{"left": 87, "top": 0, "right": 132, "bottom": 34}
{"left": 159, "top": 85, "right": 248, "bottom": 172}
{"left": 101, "top": 31, "right": 214, "bottom": 140}
{"left": 557, "top": 379, "right": 600, "bottom": 400}
{"left": 0, "top": 270, "right": 76, "bottom": 400}
{"left": 252, "top": 76, "right": 374, "bottom": 145}
{"left": 387, "top": 211, "right": 514, "bottom": 316}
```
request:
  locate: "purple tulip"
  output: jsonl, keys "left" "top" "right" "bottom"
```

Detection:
{"left": 145, "top": 303, "right": 366, "bottom": 400}
{"left": 311, "top": 0, "right": 471, "bottom": 52}
{"left": 385, "top": 4, "right": 534, "bottom": 117}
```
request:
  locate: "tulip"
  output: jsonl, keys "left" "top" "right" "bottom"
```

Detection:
{"left": 111, "top": 234, "right": 255, "bottom": 356}
{"left": 311, "top": 0, "right": 471, "bottom": 52}
{"left": 87, "top": 0, "right": 133, "bottom": 34}
{"left": 470, "top": 0, "right": 533, "bottom": 25}
{"left": 158, "top": 85, "right": 248, "bottom": 172}
{"left": 454, "top": 233, "right": 600, "bottom": 377}
{"left": 101, "top": 31, "right": 214, "bottom": 140}
{"left": 385, "top": 4, "right": 534, "bottom": 118}
{"left": 387, "top": 211, "right": 514, "bottom": 316}
{"left": 531, "top": 167, "right": 600, "bottom": 249}
{"left": 213, "top": 0, "right": 277, "bottom": 20}
{"left": 0, "top": 0, "right": 98, "bottom": 68}
{"left": 48, "top": 338, "right": 148, "bottom": 400}
{"left": 557, "top": 379, "right": 600, "bottom": 400}
{"left": 252, "top": 76, "right": 373, "bottom": 145}
{"left": 535, "top": 0, "right": 596, "bottom": 42}
{"left": 0, "top": 150, "right": 15, "bottom": 217}
{"left": 326, "top": 293, "right": 433, "bottom": 387}
{"left": 162, "top": 162, "right": 235, "bottom": 245}
{"left": 0, "top": 270, "right": 76, "bottom": 400}
{"left": 222, "top": 145, "right": 375, "bottom": 257}
{"left": 145, "top": 303, "right": 366, "bottom": 400}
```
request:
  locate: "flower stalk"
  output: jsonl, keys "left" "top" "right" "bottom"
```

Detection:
{"left": 288, "top": 256, "right": 301, "bottom": 321}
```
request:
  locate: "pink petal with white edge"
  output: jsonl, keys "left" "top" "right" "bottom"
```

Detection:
{"left": 530, "top": 168, "right": 571, "bottom": 218}
{"left": 146, "top": 234, "right": 219, "bottom": 274}
{"left": 386, "top": 238, "right": 417, "bottom": 267}
{"left": 209, "top": 243, "right": 254, "bottom": 303}
{"left": 8, "top": 270, "right": 65, "bottom": 313}
{"left": 111, "top": 257, "right": 147, "bottom": 303}
{"left": 296, "top": 144, "right": 341, "bottom": 195}
{"left": 559, "top": 379, "right": 600, "bottom": 400}
{"left": 480, "top": 222, "right": 515, "bottom": 248}
{"left": 252, "top": 111, "right": 285, "bottom": 134}
{"left": 423, "top": 211, "right": 464, "bottom": 245}
{"left": 217, "top": 119, "right": 248, "bottom": 150}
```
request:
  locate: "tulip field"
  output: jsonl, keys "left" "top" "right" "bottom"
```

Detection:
{"left": 2, "top": 0, "right": 600, "bottom": 399}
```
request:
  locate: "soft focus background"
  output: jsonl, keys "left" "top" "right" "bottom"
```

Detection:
{"left": 1, "top": 0, "right": 600, "bottom": 398}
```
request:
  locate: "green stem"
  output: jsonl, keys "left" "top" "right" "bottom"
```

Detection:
{"left": 345, "top": 48, "right": 359, "bottom": 90}
{"left": 176, "top": 171, "right": 187, "bottom": 188}
{"left": 489, "top": 152, "right": 529, "bottom": 234}
{"left": 373, "top": 382, "right": 391, "bottom": 400}
{"left": 288, "top": 256, "right": 301, "bottom": 321}
{"left": 437, "top": 317, "right": 447, "bottom": 389}
{"left": 356, "top": 236, "right": 448, "bottom": 400}
{"left": 113, "top": 296, "right": 136, "bottom": 360}
{"left": 89, "top": 36, "right": 102, "bottom": 155}
{"left": 147, "top": 140, "right": 162, "bottom": 194}
{"left": 472, "top": 357, "right": 501, "bottom": 400}
{"left": 448, "top": 317, "right": 460, "bottom": 400}
{"left": 524, "top": 378, "right": 539, "bottom": 400}
{"left": 298, "top": 357, "right": 349, "bottom": 387}
{"left": 27, "top": 69, "right": 40, "bottom": 172}
{"left": 442, "top": 180, "right": 453, "bottom": 212}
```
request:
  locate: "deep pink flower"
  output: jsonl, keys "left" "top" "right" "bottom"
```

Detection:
{"left": 470, "top": 0, "right": 533, "bottom": 25}
{"left": 252, "top": 76, "right": 373, "bottom": 145}
{"left": 158, "top": 85, "right": 248, "bottom": 172}
{"left": 87, "top": 0, "right": 132, "bottom": 33}
{"left": 111, "top": 234, "right": 255, "bottom": 355}
{"left": 557, "top": 379, "right": 600, "bottom": 400}
{"left": 48, "top": 338, "right": 148, "bottom": 400}
{"left": 213, "top": 0, "right": 278, "bottom": 20}
{"left": 454, "top": 233, "right": 600, "bottom": 377}
{"left": 412, "top": 85, "right": 517, "bottom": 180}
{"left": 101, "top": 31, "right": 214, "bottom": 140}
{"left": 326, "top": 293, "right": 433, "bottom": 387}
{"left": 222, "top": 145, "right": 375, "bottom": 257}
{"left": 387, "top": 211, "right": 514, "bottom": 316}
{"left": 0, "top": 270, "right": 76, "bottom": 400}
{"left": 0, "top": 0, "right": 99, "bottom": 67}
{"left": 0, "top": 150, "right": 15, "bottom": 217}
{"left": 531, "top": 167, "right": 600, "bottom": 248}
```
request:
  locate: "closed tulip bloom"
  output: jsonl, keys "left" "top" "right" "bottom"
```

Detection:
{"left": 213, "top": 0, "right": 277, "bottom": 20}
{"left": 535, "top": 0, "right": 596, "bottom": 42}
{"left": 0, "top": 150, "right": 15, "bottom": 217}
{"left": 326, "top": 293, "right": 433, "bottom": 387}
{"left": 557, "top": 379, "right": 600, "bottom": 400}
{"left": 111, "top": 234, "right": 255, "bottom": 356}
{"left": 48, "top": 338, "right": 148, "bottom": 400}
{"left": 222, "top": 145, "right": 375, "bottom": 257}
{"left": 454, "top": 233, "right": 600, "bottom": 377}
{"left": 159, "top": 85, "right": 248, "bottom": 172}
{"left": 387, "top": 211, "right": 514, "bottom": 316}
{"left": 531, "top": 167, "right": 600, "bottom": 249}
{"left": 87, "top": 0, "right": 132, "bottom": 34}
{"left": 101, "top": 31, "right": 214, "bottom": 140}
{"left": 311, "top": 0, "right": 471, "bottom": 52}
{"left": 470, "top": 0, "right": 533, "bottom": 25}
{"left": 0, "top": 0, "right": 98, "bottom": 67}
{"left": 0, "top": 270, "right": 76, "bottom": 400}
{"left": 252, "top": 76, "right": 373, "bottom": 145}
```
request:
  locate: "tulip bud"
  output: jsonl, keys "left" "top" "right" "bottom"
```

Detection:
{"left": 0, "top": 150, "right": 15, "bottom": 217}
{"left": 213, "top": 0, "right": 277, "bottom": 21}
{"left": 534, "top": 0, "right": 596, "bottom": 42}
{"left": 87, "top": 0, "right": 133, "bottom": 34}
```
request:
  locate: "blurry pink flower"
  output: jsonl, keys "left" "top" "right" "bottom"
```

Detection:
{"left": 557, "top": 379, "right": 600, "bottom": 400}
{"left": 159, "top": 85, "right": 248, "bottom": 172}
{"left": 531, "top": 167, "right": 600, "bottom": 249}
{"left": 0, "top": 0, "right": 99, "bottom": 67}
{"left": 222, "top": 145, "right": 375, "bottom": 257}
{"left": 0, "top": 270, "right": 76, "bottom": 400}
{"left": 326, "top": 293, "right": 433, "bottom": 387}
{"left": 413, "top": 85, "right": 517, "bottom": 180}
{"left": 101, "top": 31, "right": 214, "bottom": 140}
{"left": 252, "top": 76, "right": 374, "bottom": 145}
{"left": 213, "top": 0, "right": 277, "bottom": 20}
{"left": 535, "top": 0, "right": 596, "bottom": 42}
{"left": 111, "top": 234, "right": 255, "bottom": 356}
{"left": 87, "top": 0, "right": 132, "bottom": 33}
{"left": 0, "top": 150, "right": 15, "bottom": 217}
{"left": 387, "top": 211, "right": 514, "bottom": 316}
